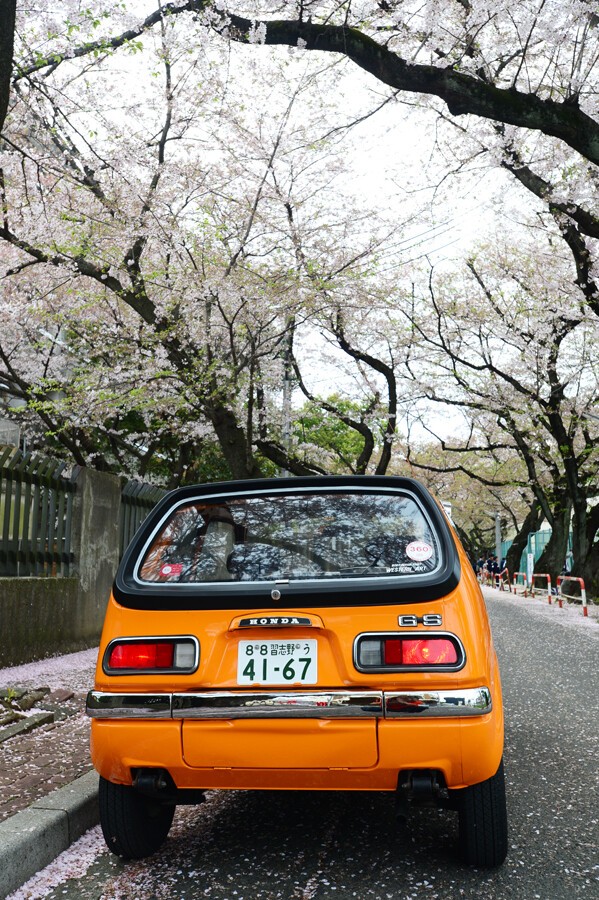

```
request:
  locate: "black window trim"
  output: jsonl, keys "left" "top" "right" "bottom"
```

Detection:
{"left": 133, "top": 483, "right": 444, "bottom": 585}
{"left": 113, "top": 476, "right": 461, "bottom": 610}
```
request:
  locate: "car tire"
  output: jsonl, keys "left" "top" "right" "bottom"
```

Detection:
{"left": 455, "top": 758, "right": 508, "bottom": 867}
{"left": 99, "top": 776, "right": 176, "bottom": 859}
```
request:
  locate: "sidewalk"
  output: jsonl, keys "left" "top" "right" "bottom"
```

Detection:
{"left": 0, "top": 688, "right": 92, "bottom": 822}
{"left": 482, "top": 581, "right": 599, "bottom": 627}
{"left": 0, "top": 649, "right": 99, "bottom": 897}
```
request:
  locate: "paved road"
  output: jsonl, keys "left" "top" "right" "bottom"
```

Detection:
{"left": 18, "top": 590, "right": 599, "bottom": 900}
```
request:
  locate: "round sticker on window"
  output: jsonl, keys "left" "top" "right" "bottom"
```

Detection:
{"left": 160, "top": 563, "right": 183, "bottom": 577}
{"left": 406, "top": 541, "right": 433, "bottom": 562}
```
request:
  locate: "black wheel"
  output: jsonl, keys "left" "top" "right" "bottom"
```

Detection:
{"left": 454, "top": 758, "right": 508, "bottom": 867}
{"left": 99, "top": 776, "right": 175, "bottom": 859}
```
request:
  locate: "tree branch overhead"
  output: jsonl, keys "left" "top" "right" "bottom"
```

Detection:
{"left": 226, "top": 16, "right": 599, "bottom": 167}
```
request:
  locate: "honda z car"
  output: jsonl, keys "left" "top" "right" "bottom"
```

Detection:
{"left": 87, "top": 476, "right": 507, "bottom": 867}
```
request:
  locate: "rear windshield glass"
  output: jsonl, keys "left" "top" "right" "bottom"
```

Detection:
{"left": 137, "top": 491, "right": 441, "bottom": 584}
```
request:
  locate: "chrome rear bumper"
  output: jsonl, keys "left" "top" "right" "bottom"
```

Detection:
{"left": 87, "top": 687, "right": 492, "bottom": 719}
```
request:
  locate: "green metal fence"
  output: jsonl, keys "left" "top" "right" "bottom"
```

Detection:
{"left": 501, "top": 528, "right": 574, "bottom": 574}
{"left": 0, "top": 446, "right": 77, "bottom": 577}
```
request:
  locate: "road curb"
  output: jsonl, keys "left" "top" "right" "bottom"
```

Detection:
{"left": 0, "top": 769, "right": 99, "bottom": 898}
{"left": 0, "top": 711, "right": 55, "bottom": 745}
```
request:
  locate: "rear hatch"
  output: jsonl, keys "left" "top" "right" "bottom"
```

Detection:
{"left": 110, "top": 476, "right": 464, "bottom": 769}
{"left": 114, "top": 475, "right": 461, "bottom": 612}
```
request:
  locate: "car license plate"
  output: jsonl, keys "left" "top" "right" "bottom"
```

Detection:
{"left": 237, "top": 640, "right": 317, "bottom": 685}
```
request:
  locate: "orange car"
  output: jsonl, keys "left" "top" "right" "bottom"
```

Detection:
{"left": 87, "top": 476, "right": 507, "bottom": 867}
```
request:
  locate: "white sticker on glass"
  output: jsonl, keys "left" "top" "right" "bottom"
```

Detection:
{"left": 405, "top": 541, "right": 433, "bottom": 562}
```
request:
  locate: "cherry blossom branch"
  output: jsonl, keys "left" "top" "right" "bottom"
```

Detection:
{"left": 14, "top": 2, "right": 209, "bottom": 81}
{"left": 500, "top": 145, "right": 599, "bottom": 241}
{"left": 289, "top": 345, "right": 377, "bottom": 475}
{"left": 223, "top": 16, "right": 599, "bottom": 167}
{"left": 14, "top": 7, "right": 599, "bottom": 169}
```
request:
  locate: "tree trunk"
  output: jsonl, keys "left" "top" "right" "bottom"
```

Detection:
{"left": 577, "top": 506, "right": 599, "bottom": 599}
{"left": 535, "top": 500, "right": 572, "bottom": 582}
{"left": 0, "top": 0, "right": 16, "bottom": 133}
{"left": 208, "top": 403, "right": 263, "bottom": 481}
{"left": 570, "top": 496, "right": 591, "bottom": 574}
{"left": 453, "top": 521, "right": 476, "bottom": 562}
{"left": 505, "top": 502, "right": 542, "bottom": 580}
{"left": 580, "top": 552, "right": 599, "bottom": 600}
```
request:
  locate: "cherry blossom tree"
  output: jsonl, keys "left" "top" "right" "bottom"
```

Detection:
{"left": 20, "top": 2, "right": 599, "bottom": 157}
{"left": 220, "top": 2, "right": 599, "bottom": 321}
{"left": 15, "top": 2, "right": 599, "bottom": 311}
{"left": 402, "top": 436, "right": 534, "bottom": 564}
{"left": 2, "top": 0, "right": 598, "bottom": 587}
{"left": 1, "top": 10, "right": 417, "bottom": 480}
{"left": 253, "top": 218, "right": 414, "bottom": 476}
{"left": 400, "top": 232, "right": 599, "bottom": 591}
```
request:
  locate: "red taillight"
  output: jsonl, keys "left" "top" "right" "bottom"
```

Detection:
{"left": 401, "top": 638, "right": 458, "bottom": 665}
{"left": 360, "top": 635, "right": 461, "bottom": 668}
{"left": 108, "top": 641, "right": 175, "bottom": 670}
{"left": 383, "top": 639, "right": 404, "bottom": 664}
{"left": 384, "top": 638, "right": 457, "bottom": 665}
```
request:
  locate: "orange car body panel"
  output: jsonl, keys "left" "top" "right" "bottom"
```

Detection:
{"left": 90, "top": 534, "right": 504, "bottom": 792}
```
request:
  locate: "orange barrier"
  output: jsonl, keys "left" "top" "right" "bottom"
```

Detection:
{"left": 531, "top": 573, "right": 552, "bottom": 603}
{"left": 481, "top": 566, "right": 511, "bottom": 590}
{"left": 498, "top": 568, "right": 511, "bottom": 591}
{"left": 512, "top": 572, "right": 528, "bottom": 596}
{"left": 557, "top": 576, "right": 588, "bottom": 617}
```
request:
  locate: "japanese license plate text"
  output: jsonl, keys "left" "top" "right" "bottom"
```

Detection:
{"left": 237, "top": 640, "right": 318, "bottom": 685}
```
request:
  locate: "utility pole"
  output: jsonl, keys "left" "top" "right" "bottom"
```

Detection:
{"left": 281, "top": 320, "right": 294, "bottom": 478}
{"left": 495, "top": 512, "right": 501, "bottom": 562}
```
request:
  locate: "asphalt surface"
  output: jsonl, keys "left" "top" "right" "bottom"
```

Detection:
{"left": 8, "top": 589, "right": 599, "bottom": 900}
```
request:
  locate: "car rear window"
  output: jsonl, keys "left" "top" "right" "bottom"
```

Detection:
{"left": 137, "top": 491, "right": 441, "bottom": 585}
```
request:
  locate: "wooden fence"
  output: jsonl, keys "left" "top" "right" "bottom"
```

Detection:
{"left": 119, "top": 480, "right": 166, "bottom": 557}
{"left": 0, "top": 446, "right": 77, "bottom": 577}
{"left": 0, "top": 445, "right": 166, "bottom": 577}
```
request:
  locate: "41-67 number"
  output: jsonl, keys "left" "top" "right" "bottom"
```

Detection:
{"left": 242, "top": 657, "right": 312, "bottom": 682}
